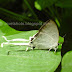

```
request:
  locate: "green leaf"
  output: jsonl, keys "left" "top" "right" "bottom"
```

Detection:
{"left": 61, "top": 51, "right": 72, "bottom": 72}
{"left": 0, "top": 19, "right": 20, "bottom": 36}
{"left": 35, "top": 1, "right": 42, "bottom": 10}
{"left": 0, "top": 51, "right": 61, "bottom": 72}
{"left": 58, "top": 36, "right": 64, "bottom": 49}
{"left": 59, "top": 36, "right": 64, "bottom": 44}
{"left": 34, "top": 0, "right": 58, "bottom": 10}
{"left": 0, "top": 19, "right": 62, "bottom": 72}
{"left": 55, "top": 0, "right": 72, "bottom": 8}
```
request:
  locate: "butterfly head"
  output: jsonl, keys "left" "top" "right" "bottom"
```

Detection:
{"left": 29, "top": 41, "right": 35, "bottom": 49}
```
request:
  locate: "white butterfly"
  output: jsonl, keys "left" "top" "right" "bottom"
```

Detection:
{"left": 29, "top": 20, "right": 59, "bottom": 52}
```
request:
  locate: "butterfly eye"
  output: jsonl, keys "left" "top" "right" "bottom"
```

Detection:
{"left": 58, "top": 43, "right": 59, "bottom": 45}
{"left": 33, "top": 46, "right": 35, "bottom": 49}
{"left": 31, "top": 41, "right": 33, "bottom": 43}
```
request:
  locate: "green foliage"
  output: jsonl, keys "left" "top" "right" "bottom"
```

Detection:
{"left": 35, "top": 0, "right": 58, "bottom": 10}
{"left": 0, "top": 19, "right": 63, "bottom": 72}
{"left": 34, "top": 0, "right": 72, "bottom": 28}
{"left": 0, "top": 0, "right": 72, "bottom": 72}
{"left": 0, "top": 8, "right": 38, "bottom": 22}
{"left": 55, "top": 0, "right": 72, "bottom": 8}
{"left": 35, "top": 1, "right": 42, "bottom": 10}
{"left": 0, "top": 0, "right": 15, "bottom": 3}
{"left": 0, "top": 51, "right": 61, "bottom": 72}
{"left": 23, "top": 0, "right": 38, "bottom": 19}
{"left": 0, "top": 19, "right": 20, "bottom": 36}
{"left": 35, "top": 0, "right": 72, "bottom": 10}
{"left": 0, "top": 0, "right": 15, "bottom": 7}
{"left": 61, "top": 51, "right": 72, "bottom": 72}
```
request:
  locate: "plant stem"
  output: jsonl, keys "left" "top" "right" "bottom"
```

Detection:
{"left": 44, "top": 9, "right": 53, "bottom": 18}
{"left": 48, "top": 6, "right": 55, "bottom": 17}
{"left": 47, "top": 6, "right": 61, "bottom": 27}
{"left": 0, "top": 7, "right": 39, "bottom": 22}
{"left": 24, "top": 0, "right": 38, "bottom": 20}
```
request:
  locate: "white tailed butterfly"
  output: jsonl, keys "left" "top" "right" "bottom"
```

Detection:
{"left": 1, "top": 20, "right": 59, "bottom": 52}
{"left": 29, "top": 20, "right": 59, "bottom": 52}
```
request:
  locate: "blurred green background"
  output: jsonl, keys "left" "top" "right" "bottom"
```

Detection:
{"left": 0, "top": 0, "right": 72, "bottom": 72}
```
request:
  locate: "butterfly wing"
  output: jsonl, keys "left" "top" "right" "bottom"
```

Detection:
{"left": 31, "top": 20, "right": 59, "bottom": 49}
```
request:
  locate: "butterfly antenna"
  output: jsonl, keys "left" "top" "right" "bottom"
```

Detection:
{"left": 63, "top": 34, "right": 66, "bottom": 38}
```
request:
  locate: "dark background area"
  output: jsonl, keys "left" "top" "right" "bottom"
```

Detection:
{"left": 0, "top": 0, "right": 72, "bottom": 72}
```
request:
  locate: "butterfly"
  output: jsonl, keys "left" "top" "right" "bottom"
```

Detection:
{"left": 29, "top": 20, "right": 59, "bottom": 52}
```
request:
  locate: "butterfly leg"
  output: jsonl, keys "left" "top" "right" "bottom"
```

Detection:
{"left": 31, "top": 47, "right": 34, "bottom": 50}
{"left": 48, "top": 48, "right": 52, "bottom": 53}
{"left": 31, "top": 46, "right": 35, "bottom": 50}
{"left": 26, "top": 47, "right": 29, "bottom": 51}
{"left": 54, "top": 46, "right": 58, "bottom": 53}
